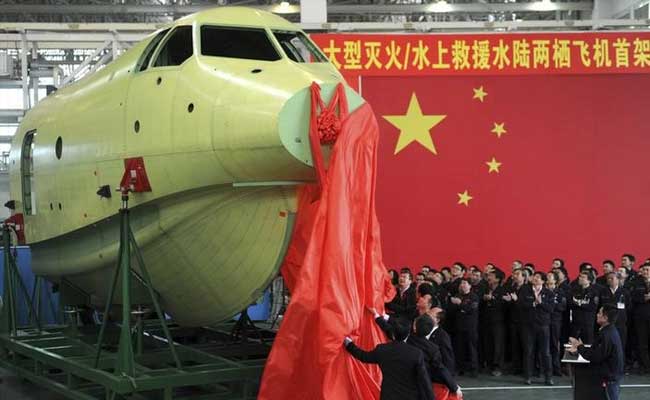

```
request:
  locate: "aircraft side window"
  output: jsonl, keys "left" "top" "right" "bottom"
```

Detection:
{"left": 136, "top": 28, "right": 170, "bottom": 72}
{"left": 200, "top": 26, "right": 281, "bottom": 61}
{"left": 153, "top": 26, "right": 194, "bottom": 68}
{"left": 272, "top": 31, "right": 327, "bottom": 63}
{"left": 21, "top": 130, "right": 37, "bottom": 215}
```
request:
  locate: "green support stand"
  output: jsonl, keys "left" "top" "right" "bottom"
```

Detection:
{"left": 94, "top": 193, "right": 181, "bottom": 376}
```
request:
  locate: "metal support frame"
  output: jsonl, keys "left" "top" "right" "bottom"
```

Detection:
{"left": 60, "top": 40, "right": 111, "bottom": 86}
{"left": 0, "top": 198, "right": 268, "bottom": 399}
{"left": 0, "top": 223, "right": 41, "bottom": 336}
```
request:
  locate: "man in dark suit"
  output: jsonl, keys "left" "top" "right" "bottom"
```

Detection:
{"left": 369, "top": 309, "right": 461, "bottom": 398}
{"left": 428, "top": 307, "right": 456, "bottom": 374}
{"left": 482, "top": 269, "right": 507, "bottom": 376}
{"left": 503, "top": 268, "right": 527, "bottom": 375}
{"left": 449, "top": 278, "right": 480, "bottom": 377}
{"left": 386, "top": 271, "right": 417, "bottom": 320}
{"left": 569, "top": 270, "right": 600, "bottom": 344}
{"left": 600, "top": 271, "right": 631, "bottom": 355}
{"left": 520, "top": 271, "right": 555, "bottom": 385}
{"left": 344, "top": 317, "right": 435, "bottom": 400}
{"left": 631, "top": 263, "right": 650, "bottom": 373}
{"left": 569, "top": 305, "right": 624, "bottom": 400}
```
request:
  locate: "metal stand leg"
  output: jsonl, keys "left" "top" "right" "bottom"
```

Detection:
{"left": 94, "top": 193, "right": 181, "bottom": 375}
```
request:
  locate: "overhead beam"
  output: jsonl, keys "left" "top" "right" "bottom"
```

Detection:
{"left": 0, "top": 2, "right": 594, "bottom": 17}
{"left": 0, "top": 19, "right": 647, "bottom": 45}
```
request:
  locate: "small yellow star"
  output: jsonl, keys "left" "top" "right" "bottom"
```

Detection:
{"left": 473, "top": 86, "right": 488, "bottom": 102}
{"left": 383, "top": 93, "right": 447, "bottom": 155}
{"left": 457, "top": 190, "right": 473, "bottom": 207}
{"left": 486, "top": 157, "right": 502, "bottom": 173}
{"left": 491, "top": 122, "right": 507, "bottom": 138}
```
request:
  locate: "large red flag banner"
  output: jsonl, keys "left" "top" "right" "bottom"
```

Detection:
{"left": 310, "top": 32, "right": 650, "bottom": 277}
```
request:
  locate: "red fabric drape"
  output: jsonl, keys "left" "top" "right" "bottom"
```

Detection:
{"left": 258, "top": 86, "right": 394, "bottom": 399}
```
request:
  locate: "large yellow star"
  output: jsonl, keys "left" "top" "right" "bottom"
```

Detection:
{"left": 486, "top": 157, "right": 502, "bottom": 173}
{"left": 457, "top": 190, "right": 473, "bottom": 207}
{"left": 383, "top": 93, "right": 447, "bottom": 155}
{"left": 473, "top": 86, "right": 488, "bottom": 102}
{"left": 491, "top": 122, "right": 507, "bottom": 138}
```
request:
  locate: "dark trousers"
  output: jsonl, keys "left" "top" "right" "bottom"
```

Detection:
{"left": 525, "top": 324, "right": 552, "bottom": 379}
{"left": 604, "top": 379, "right": 621, "bottom": 400}
{"left": 484, "top": 320, "right": 505, "bottom": 371}
{"left": 508, "top": 322, "right": 525, "bottom": 373}
{"left": 453, "top": 329, "right": 478, "bottom": 373}
{"left": 570, "top": 320, "right": 595, "bottom": 344}
{"left": 615, "top": 320, "right": 627, "bottom": 357}
{"left": 550, "top": 320, "right": 562, "bottom": 374}
{"left": 635, "top": 317, "right": 650, "bottom": 370}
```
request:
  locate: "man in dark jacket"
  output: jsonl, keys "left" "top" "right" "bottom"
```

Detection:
{"left": 600, "top": 271, "right": 631, "bottom": 354}
{"left": 520, "top": 272, "right": 555, "bottom": 385}
{"left": 569, "top": 305, "right": 624, "bottom": 400}
{"left": 503, "top": 268, "right": 527, "bottom": 375}
{"left": 449, "top": 278, "right": 479, "bottom": 377}
{"left": 344, "top": 317, "right": 435, "bottom": 400}
{"left": 410, "top": 315, "right": 462, "bottom": 398}
{"left": 631, "top": 263, "right": 650, "bottom": 373}
{"left": 546, "top": 271, "right": 567, "bottom": 377}
{"left": 482, "top": 269, "right": 507, "bottom": 376}
{"left": 569, "top": 270, "right": 600, "bottom": 344}
{"left": 428, "top": 308, "right": 456, "bottom": 375}
{"left": 386, "top": 271, "right": 417, "bottom": 320}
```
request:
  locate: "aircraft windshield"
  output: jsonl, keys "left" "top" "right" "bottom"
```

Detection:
{"left": 272, "top": 30, "right": 327, "bottom": 63}
{"left": 201, "top": 26, "right": 281, "bottom": 61}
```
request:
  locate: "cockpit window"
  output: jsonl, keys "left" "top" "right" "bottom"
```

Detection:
{"left": 136, "top": 28, "right": 169, "bottom": 72}
{"left": 200, "top": 26, "right": 281, "bottom": 61}
{"left": 153, "top": 26, "right": 193, "bottom": 67}
{"left": 272, "top": 30, "right": 327, "bottom": 63}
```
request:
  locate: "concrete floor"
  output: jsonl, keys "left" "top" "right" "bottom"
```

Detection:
{"left": 1, "top": 368, "right": 649, "bottom": 399}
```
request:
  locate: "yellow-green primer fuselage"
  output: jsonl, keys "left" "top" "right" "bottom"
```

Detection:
{"left": 8, "top": 7, "right": 363, "bottom": 325}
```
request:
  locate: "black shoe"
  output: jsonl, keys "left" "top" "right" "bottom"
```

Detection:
{"left": 525, "top": 378, "right": 532, "bottom": 385}
{"left": 545, "top": 378, "right": 555, "bottom": 386}
{"left": 491, "top": 369, "right": 503, "bottom": 377}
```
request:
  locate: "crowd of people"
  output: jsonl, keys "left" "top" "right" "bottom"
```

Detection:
{"left": 381, "top": 254, "right": 650, "bottom": 387}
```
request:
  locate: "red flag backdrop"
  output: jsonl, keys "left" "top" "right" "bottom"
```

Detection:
{"left": 312, "top": 32, "right": 650, "bottom": 277}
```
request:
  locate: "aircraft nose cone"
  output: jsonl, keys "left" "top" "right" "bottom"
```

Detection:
{"left": 278, "top": 83, "right": 365, "bottom": 167}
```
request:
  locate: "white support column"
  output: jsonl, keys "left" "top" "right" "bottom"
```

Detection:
{"left": 111, "top": 31, "right": 122, "bottom": 61}
{"left": 31, "top": 42, "right": 39, "bottom": 106}
{"left": 300, "top": 0, "right": 327, "bottom": 24}
{"left": 20, "top": 31, "right": 30, "bottom": 111}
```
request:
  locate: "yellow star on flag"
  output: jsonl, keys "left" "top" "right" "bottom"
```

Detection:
{"left": 486, "top": 157, "right": 502, "bottom": 173}
{"left": 473, "top": 86, "right": 488, "bottom": 102}
{"left": 457, "top": 190, "right": 473, "bottom": 207}
{"left": 383, "top": 93, "right": 447, "bottom": 155}
{"left": 491, "top": 122, "right": 507, "bottom": 138}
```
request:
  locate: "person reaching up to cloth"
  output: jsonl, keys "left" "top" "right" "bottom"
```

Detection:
{"left": 344, "top": 316, "right": 435, "bottom": 400}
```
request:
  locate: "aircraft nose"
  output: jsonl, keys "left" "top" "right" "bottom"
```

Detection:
{"left": 278, "top": 83, "right": 366, "bottom": 167}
